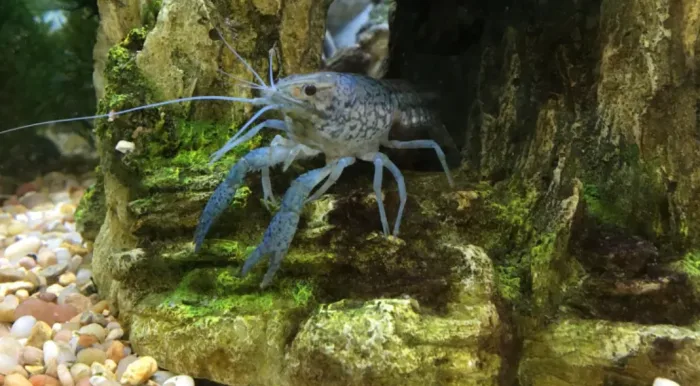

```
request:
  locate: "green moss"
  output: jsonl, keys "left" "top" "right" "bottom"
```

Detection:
{"left": 150, "top": 266, "right": 319, "bottom": 323}
{"left": 75, "top": 171, "right": 106, "bottom": 241}
{"left": 677, "top": 251, "right": 700, "bottom": 277}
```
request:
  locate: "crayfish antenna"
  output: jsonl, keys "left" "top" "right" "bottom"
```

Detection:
{"left": 0, "top": 96, "right": 267, "bottom": 135}
{"left": 214, "top": 27, "right": 267, "bottom": 88}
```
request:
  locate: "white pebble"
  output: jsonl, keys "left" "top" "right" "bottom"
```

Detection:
{"left": 653, "top": 378, "right": 680, "bottom": 386}
{"left": 0, "top": 336, "right": 22, "bottom": 374}
{"left": 115, "top": 141, "right": 135, "bottom": 154}
{"left": 43, "top": 340, "right": 59, "bottom": 365}
{"left": 58, "top": 363, "right": 75, "bottom": 386}
{"left": 163, "top": 375, "right": 195, "bottom": 386}
{"left": 4, "top": 237, "right": 41, "bottom": 260}
{"left": 55, "top": 248, "right": 71, "bottom": 264}
{"left": 10, "top": 315, "right": 37, "bottom": 339}
{"left": 76, "top": 269, "right": 92, "bottom": 286}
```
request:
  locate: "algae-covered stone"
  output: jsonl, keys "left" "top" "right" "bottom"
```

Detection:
{"left": 518, "top": 319, "right": 700, "bottom": 386}
{"left": 286, "top": 298, "right": 501, "bottom": 386}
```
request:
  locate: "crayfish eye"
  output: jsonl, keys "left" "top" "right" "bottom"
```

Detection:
{"left": 303, "top": 84, "right": 317, "bottom": 96}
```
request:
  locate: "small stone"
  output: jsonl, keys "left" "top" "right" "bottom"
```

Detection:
{"left": 11, "top": 316, "right": 37, "bottom": 339}
{"left": 88, "top": 302, "right": 107, "bottom": 315}
{"left": 61, "top": 294, "right": 90, "bottom": 314}
{"left": 120, "top": 356, "right": 157, "bottom": 386}
{"left": 45, "top": 285, "right": 64, "bottom": 297}
{"left": 69, "top": 364, "right": 89, "bottom": 382}
{"left": 90, "top": 363, "right": 115, "bottom": 381}
{"left": 75, "top": 378, "right": 89, "bottom": 386}
{"left": 57, "top": 273, "right": 75, "bottom": 287}
{"left": 115, "top": 141, "right": 135, "bottom": 154}
{"left": 75, "top": 348, "right": 105, "bottom": 366}
{"left": 7, "top": 222, "right": 28, "bottom": 237}
{"left": 36, "top": 252, "right": 56, "bottom": 269}
{"left": 76, "top": 334, "right": 98, "bottom": 349}
{"left": 68, "top": 257, "right": 81, "bottom": 274}
{"left": 21, "top": 347, "right": 44, "bottom": 366}
{"left": 37, "top": 293, "right": 57, "bottom": 304}
{"left": 0, "top": 268, "right": 27, "bottom": 283}
{"left": 114, "top": 356, "right": 137, "bottom": 380}
{"left": 150, "top": 371, "right": 175, "bottom": 386}
{"left": 52, "top": 330, "right": 71, "bottom": 344}
{"left": 79, "top": 313, "right": 106, "bottom": 328}
{"left": 0, "top": 336, "right": 23, "bottom": 373}
{"left": 38, "top": 264, "right": 68, "bottom": 282}
{"left": 104, "top": 329, "right": 122, "bottom": 341}
{"left": 25, "top": 366, "right": 45, "bottom": 376}
{"left": 4, "top": 238, "right": 41, "bottom": 261}
{"left": 29, "top": 374, "right": 60, "bottom": 386}
{"left": 15, "top": 290, "right": 29, "bottom": 302}
{"left": 0, "top": 296, "right": 19, "bottom": 323}
{"left": 75, "top": 270, "right": 91, "bottom": 287}
{"left": 42, "top": 341, "right": 58, "bottom": 367}
{"left": 5, "top": 373, "right": 33, "bottom": 386}
{"left": 104, "top": 341, "right": 125, "bottom": 364}
{"left": 26, "top": 321, "right": 52, "bottom": 348}
{"left": 19, "top": 193, "right": 50, "bottom": 210}
{"left": 14, "top": 299, "right": 79, "bottom": 325}
{"left": 162, "top": 376, "right": 194, "bottom": 386}
{"left": 77, "top": 325, "right": 105, "bottom": 343}
{"left": 56, "top": 364, "right": 72, "bottom": 386}
{"left": 103, "top": 360, "right": 116, "bottom": 375}
{"left": 17, "top": 258, "right": 36, "bottom": 270}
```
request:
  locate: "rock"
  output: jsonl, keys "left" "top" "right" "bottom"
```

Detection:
{"left": 0, "top": 268, "right": 26, "bottom": 283}
{"left": 0, "top": 296, "right": 19, "bottom": 323}
{"left": 162, "top": 375, "right": 194, "bottom": 386}
{"left": 17, "top": 258, "right": 36, "bottom": 270}
{"left": 518, "top": 320, "right": 700, "bottom": 385}
{"left": 25, "top": 366, "right": 45, "bottom": 377}
{"left": 104, "top": 329, "right": 122, "bottom": 342}
{"left": 119, "top": 356, "right": 157, "bottom": 386}
{"left": 74, "top": 379, "right": 89, "bottom": 386}
{"left": 36, "top": 252, "right": 57, "bottom": 269}
{"left": 61, "top": 294, "right": 90, "bottom": 315}
{"left": 5, "top": 373, "right": 33, "bottom": 386}
{"left": 14, "top": 299, "right": 78, "bottom": 325}
{"left": 79, "top": 313, "right": 106, "bottom": 328}
{"left": 28, "top": 374, "right": 60, "bottom": 386}
{"left": 37, "top": 293, "right": 57, "bottom": 304}
{"left": 77, "top": 325, "right": 105, "bottom": 343}
{"left": 653, "top": 378, "right": 680, "bottom": 386}
{"left": 20, "top": 347, "right": 43, "bottom": 366}
{"left": 57, "top": 274, "right": 75, "bottom": 287}
{"left": 89, "top": 363, "right": 115, "bottom": 381}
{"left": 56, "top": 364, "right": 73, "bottom": 386}
{"left": 150, "top": 371, "right": 175, "bottom": 386}
{"left": 104, "top": 342, "right": 125, "bottom": 364}
{"left": 10, "top": 316, "right": 36, "bottom": 339}
{"left": 114, "top": 356, "right": 137, "bottom": 381}
{"left": 19, "top": 193, "right": 51, "bottom": 210}
{"left": 38, "top": 264, "right": 68, "bottom": 283}
{"left": 14, "top": 290, "right": 29, "bottom": 302}
{"left": 69, "top": 364, "right": 90, "bottom": 382}
{"left": 75, "top": 348, "right": 105, "bottom": 366}
{"left": 0, "top": 336, "right": 22, "bottom": 374}
{"left": 4, "top": 238, "right": 41, "bottom": 261}
{"left": 51, "top": 330, "right": 71, "bottom": 344}
{"left": 7, "top": 222, "right": 28, "bottom": 237}
{"left": 42, "top": 342, "right": 58, "bottom": 369}
{"left": 26, "top": 322, "right": 52, "bottom": 348}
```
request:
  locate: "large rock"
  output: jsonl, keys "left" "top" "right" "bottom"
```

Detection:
{"left": 519, "top": 319, "right": 700, "bottom": 386}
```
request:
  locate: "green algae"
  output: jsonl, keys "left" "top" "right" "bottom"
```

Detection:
{"left": 75, "top": 170, "right": 106, "bottom": 242}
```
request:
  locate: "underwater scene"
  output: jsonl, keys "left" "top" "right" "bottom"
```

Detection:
{"left": 1, "top": 0, "right": 700, "bottom": 385}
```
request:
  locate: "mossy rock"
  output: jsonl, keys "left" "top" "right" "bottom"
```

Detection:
{"left": 129, "top": 244, "right": 504, "bottom": 386}
{"left": 518, "top": 318, "right": 700, "bottom": 386}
